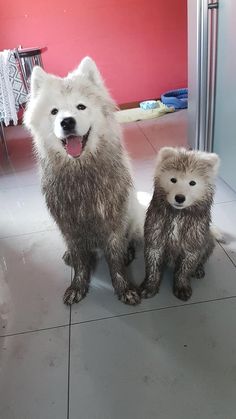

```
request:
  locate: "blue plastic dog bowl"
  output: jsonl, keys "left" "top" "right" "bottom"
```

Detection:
{"left": 161, "top": 88, "right": 188, "bottom": 109}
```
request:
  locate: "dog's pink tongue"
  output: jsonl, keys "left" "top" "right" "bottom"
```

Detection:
{"left": 66, "top": 137, "right": 82, "bottom": 157}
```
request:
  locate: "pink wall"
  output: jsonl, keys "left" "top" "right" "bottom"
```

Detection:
{"left": 0, "top": 0, "right": 187, "bottom": 104}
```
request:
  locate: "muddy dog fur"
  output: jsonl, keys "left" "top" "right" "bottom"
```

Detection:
{"left": 141, "top": 147, "right": 220, "bottom": 301}
{"left": 24, "top": 57, "right": 144, "bottom": 306}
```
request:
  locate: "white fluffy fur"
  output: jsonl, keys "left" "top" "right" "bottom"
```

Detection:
{"left": 24, "top": 57, "right": 144, "bottom": 242}
{"left": 24, "top": 59, "right": 117, "bottom": 157}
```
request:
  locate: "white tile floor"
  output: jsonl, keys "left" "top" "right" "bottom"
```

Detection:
{"left": 0, "top": 110, "right": 236, "bottom": 419}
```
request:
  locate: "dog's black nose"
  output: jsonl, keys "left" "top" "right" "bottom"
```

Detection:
{"left": 175, "top": 194, "right": 186, "bottom": 204}
{"left": 61, "top": 117, "right": 76, "bottom": 132}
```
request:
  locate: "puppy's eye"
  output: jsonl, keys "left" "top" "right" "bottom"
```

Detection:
{"left": 51, "top": 108, "right": 58, "bottom": 115}
{"left": 189, "top": 180, "right": 196, "bottom": 186}
{"left": 77, "top": 104, "right": 86, "bottom": 110}
{"left": 170, "top": 178, "right": 177, "bottom": 183}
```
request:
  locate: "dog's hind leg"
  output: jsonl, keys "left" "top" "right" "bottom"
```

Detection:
{"left": 192, "top": 236, "right": 215, "bottom": 280}
{"left": 192, "top": 263, "right": 205, "bottom": 279}
{"left": 63, "top": 246, "right": 92, "bottom": 305}
{"left": 105, "top": 234, "right": 141, "bottom": 305}
{"left": 62, "top": 250, "right": 72, "bottom": 266}
{"left": 124, "top": 192, "right": 145, "bottom": 267}
{"left": 124, "top": 239, "right": 136, "bottom": 266}
{"left": 63, "top": 249, "right": 99, "bottom": 268}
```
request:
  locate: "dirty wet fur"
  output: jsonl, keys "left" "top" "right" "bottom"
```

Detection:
{"left": 43, "top": 143, "right": 140, "bottom": 305}
{"left": 24, "top": 57, "right": 143, "bottom": 306}
{"left": 41, "top": 144, "right": 140, "bottom": 305}
{"left": 141, "top": 147, "right": 220, "bottom": 301}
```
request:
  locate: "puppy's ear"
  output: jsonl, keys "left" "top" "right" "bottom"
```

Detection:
{"left": 69, "top": 56, "right": 105, "bottom": 87}
{"left": 208, "top": 153, "right": 220, "bottom": 175}
{"left": 157, "top": 147, "right": 178, "bottom": 163}
{"left": 199, "top": 152, "right": 220, "bottom": 177}
{"left": 30, "top": 66, "right": 48, "bottom": 98}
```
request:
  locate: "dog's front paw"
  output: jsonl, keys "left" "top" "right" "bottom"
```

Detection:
{"left": 63, "top": 286, "right": 86, "bottom": 305}
{"left": 119, "top": 289, "right": 141, "bottom": 305}
{"left": 62, "top": 250, "right": 72, "bottom": 266}
{"left": 174, "top": 284, "right": 192, "bottom": 301}
{"left": 140, "top": 282, "right": 159, "bottom": 299}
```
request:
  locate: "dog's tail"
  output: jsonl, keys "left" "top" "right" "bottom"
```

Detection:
{"left": 127, "top": 190, "right": 147, "bottom": 247}
{"left": 210, "top": 224, "right": 225, "bottom": 243}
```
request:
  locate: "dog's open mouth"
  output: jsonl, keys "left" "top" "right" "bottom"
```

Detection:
{"left": 61, "top": 135, "right": 83, "bottom": 158}
{"left": 61, "top": 128, "right": 91, "bottom": 158}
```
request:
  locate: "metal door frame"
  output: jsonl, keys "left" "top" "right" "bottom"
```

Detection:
{"left": 188, "top": 0, "right": 218, "bottom": 151}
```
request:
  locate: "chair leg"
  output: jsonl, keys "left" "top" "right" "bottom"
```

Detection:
{"left": 0, "top": 121, "right": 9, "bottom": 159}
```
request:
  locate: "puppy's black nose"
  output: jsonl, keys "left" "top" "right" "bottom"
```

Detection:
{"left": 61, "top": 117, "right": 76, "bottom": 132}
{"left": 175, "top": 194, "right": 186, "bottom": 204}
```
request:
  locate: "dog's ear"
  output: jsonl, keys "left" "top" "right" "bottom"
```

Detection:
{"left": 157, "top": 147, "right": 178, "bottom": 163}
{"left": 71, "top": 57, "right": 105, "bottom": 87}
{"left": 30, "top": 66, "right": 48, "bottom": 98}
{"left": 199, "top": 152, "right": 220, "bottom": 177}
{"left": 68, "top": 57, "right": 116, "bottom": 113}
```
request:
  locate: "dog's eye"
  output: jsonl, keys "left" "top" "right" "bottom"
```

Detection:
{"left": 170, "top": 178, "right": 177, "bottom": 183}
{"left": 51, "top": 108, "right": 58, "bottom": 115}
{"left": 189, "top": 180, "right": 196, "bottom": 186}
{"left": 77, "top": 104, "right": 86, "bottom": 110}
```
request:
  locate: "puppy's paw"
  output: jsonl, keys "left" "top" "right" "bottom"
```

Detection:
{"left": 119, "top": 289, "right": 141, "bottom": 305}
{"left": 193, "top": 265, "right": 205, "bottom": 279}
{"left": 63, "top": 286, "right": 86, "bottom": 305}
{"left": 62, "top": 250, "right": 72, "bottom": 266}
{"left": 174, "top": 284, "right": 192, "bottom": 301}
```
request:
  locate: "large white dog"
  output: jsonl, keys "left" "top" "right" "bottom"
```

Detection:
{"left": 24, "top": 57, "right": 144, "bottom": 305}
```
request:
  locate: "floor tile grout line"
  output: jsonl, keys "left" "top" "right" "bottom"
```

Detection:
{"left": 0, "top": 295, "right": 236, "bottom": 339}
{"left": 214, "top": 199, "right": 236, "bottom": 205}
{"left": 0, "top": 322, "right": 70, "bottom": 339}
{"left": 135, "top": 122, "right": 157, "bottom": 154}
{"left": 67, "top": 311, "right": 72, "bottom": 419}
{"left": 67, "top": 320, "right": 71, "bottom": 419}
{"left": 67, "top": 268, "right": 73, "bottom": 419}
{"left": 70, "top": 294, "right": 236, "bottom": 328}
{"left": 218, "top": 242, "right": 236, "bottom": 268}
{"left": 0, "top": 182, "right": 39, "bottom": 192}
{"left": 0, "top": 227, "right": 57, "bottom": 241}
{"left": 217, "top": 177, "right": 236, "bottom": 197}
{"left": 1, "top": 294, "right": 236, "bottom": 339}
